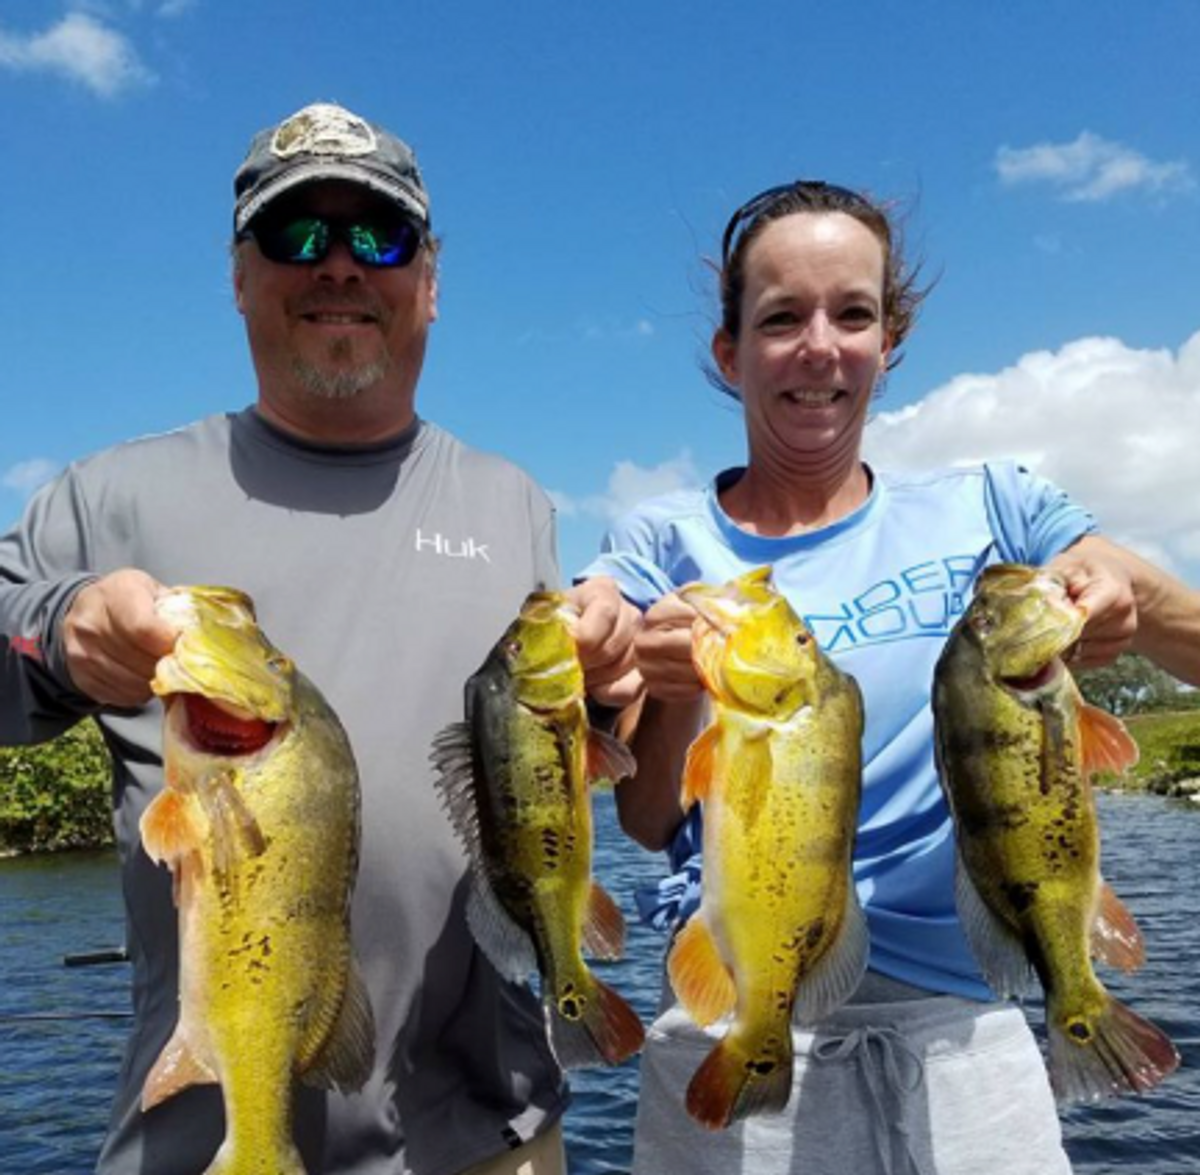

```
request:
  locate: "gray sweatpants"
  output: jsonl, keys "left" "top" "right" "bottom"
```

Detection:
{"left": 631, "top": 974, "right": 1072, "bottom": 1175}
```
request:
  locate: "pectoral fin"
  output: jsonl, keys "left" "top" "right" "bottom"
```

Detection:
{"left": 140, "top": 787, "right": 201, "bottom": 866}
{"left": 1079, "top": 704, "right": 1139, "bottom": 779}
{"left": 198, "top": 768, "right": 267, "bottom": 888}
{"left": 681, "top": 724, "right": 720, "bottom": 809}
{"left": 586, "top": 728, "right": 637, "bottom": 786}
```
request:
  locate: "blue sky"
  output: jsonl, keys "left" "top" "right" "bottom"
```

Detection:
{"left": 2, "top": 1, "right": 1198, "bottom": 583}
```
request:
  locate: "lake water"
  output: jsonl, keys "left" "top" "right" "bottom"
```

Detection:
{"left": 1, "top": 792, "right": 1196, "bottom": 1173}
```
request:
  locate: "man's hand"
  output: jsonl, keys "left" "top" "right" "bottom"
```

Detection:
{"left": 62, "top": 569, "right": 178, "bottom": 707}
{"left": 565, "top": 577, "right": 644, "bottom": 709}
{"left": 1047, "top": 537, "right": 1138, "bottom": 669}
{"left": 635, "top": 592, "right": 705, "bottom": 703}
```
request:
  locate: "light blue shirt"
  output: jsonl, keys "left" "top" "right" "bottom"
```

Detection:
{"left": 579, "top": 461, "right": 1095, "bottom": 999}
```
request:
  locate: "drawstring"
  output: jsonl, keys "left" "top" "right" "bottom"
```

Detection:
{"left": 813, "top": 1025, "right": 928, "bottom": 1175}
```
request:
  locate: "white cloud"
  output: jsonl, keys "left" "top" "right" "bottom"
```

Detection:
{"left": 864, "top": 330, "right": 1200, "bottom": 578}
{"left": 3, "top": 458, "right": 60, "bottom": 499}
{"left": 0, "top": 13, "right": 154, "bottom": 97}
{"left": 552, "top": 451, "right": 701, "bottom": 522}
{"left": 995, "top": 132, "right": 1194, "bottom": 202}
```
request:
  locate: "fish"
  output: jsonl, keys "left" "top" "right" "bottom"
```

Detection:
{"left": 431, "top": 591, "right": 645, "bottom": 1068}
{"left": 139, "top": 585, "right": 374, "bottom": 1175}
{"left": 669, "top": 566, "right": 868, "bottom": 1130}
{"left": 933, "top": 563, "right": 1180, "bottom": 1102}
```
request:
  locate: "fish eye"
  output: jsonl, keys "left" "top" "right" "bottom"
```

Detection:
{"left": 795, "top": 633, "right": 810, "bottom": 646}
{"left": 970, "top": 611, "right": 995, "bottom": 635}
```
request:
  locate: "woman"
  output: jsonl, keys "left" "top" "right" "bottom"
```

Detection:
{"left": 580, "top": 181, "right": 1198, "bottom": 1174}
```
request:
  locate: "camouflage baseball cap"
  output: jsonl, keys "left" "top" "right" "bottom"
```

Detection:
{"left": 234, "top": 102, "right": 430, "bottom": 234}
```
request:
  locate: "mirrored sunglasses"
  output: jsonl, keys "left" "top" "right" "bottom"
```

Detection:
{"left": 242, "top": 212, "right": 425, "bottom": 269}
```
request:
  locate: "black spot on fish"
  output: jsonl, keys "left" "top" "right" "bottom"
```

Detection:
{"left": 1003, "top": 881, "right": 1040, "bottom": 913}
{"left": 747, "top": 1058, "right": 778, "bottom": 1076}
{"left": 1068, "top": 1021, "right": 1092, "bottom": 1042}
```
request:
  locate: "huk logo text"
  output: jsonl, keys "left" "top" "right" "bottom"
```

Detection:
{"left": 414, "top": 529, "right": 491, "bottom": 563}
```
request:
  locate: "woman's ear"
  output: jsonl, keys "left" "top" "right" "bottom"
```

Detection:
{"left": 712, "top": 328, "right": 739, "bottom": 387}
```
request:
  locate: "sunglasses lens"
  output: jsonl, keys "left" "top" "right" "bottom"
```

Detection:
{"left": 346, "top": 220, "right": 422, "bottom": 267}
{"left": 253, "top": 216, "right": 330, "bottom": 264}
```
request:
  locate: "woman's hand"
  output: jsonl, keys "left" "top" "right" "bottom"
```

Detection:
{"left": 1047, "top": 537, "right": 1137, "bottom": 669}
{"left": 635, "top": 592, "right": 705, "bottom": 702}
{"left": 565, "top": 576, "right": 644, "bottom": 709}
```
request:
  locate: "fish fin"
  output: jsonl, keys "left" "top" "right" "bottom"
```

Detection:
{"left": 954, "top": 851, "right": 1034, "bottom": 999}
{"left": 1078, "top": 704, "right": 1139, "bottom": 779}
{"left": 681, "top": 724, "right": 720, "bottom": 809}
{"left": 199, "top": 768, "right": 267, "bottom": 892}
{"left": 547, "top": 974, "right": 646, "bottom": 1068}
{"left": 430, "top": 722, "right": 485, "bottom": 858}
{"left": 431, "top": 722, "right": 534, "bottom": 974}
{"left": 140, "top": 788, "right": 201, "bottom": 867}
{"left": 686, "top": 1032, "right": 794, "bottom": 1130}
{"left": 141, "top": 1027, "right": 218, "bottom": 1111}
{"left": 466, "top": 874, "right": 539, "bottom": 982}
{"left": 1091, "top": 879, "right": 1145, "bottom": 973}
{"left": 726, "top": 734, "right": 773, "bottom": 833}
{"left": 667, "top": 913, "right": 736, "bottom": 1027}
{"left": 1047, "top": 990, "right": 1180, "bottom": 1103}
{"left": 792, "top": 884, "right": 870, "bottom": 1027}
{"left": 299, "top": 962, "right": 376, "bottom": 1093}
{"left": 582, "top": 881, "right": 626, "bottom": 961}
{"left": 586, "top": 728, "right": 637, "bottom": 787}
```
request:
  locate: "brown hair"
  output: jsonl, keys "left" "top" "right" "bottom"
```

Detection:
{"left": 712, "top": 180, "right": 929, "bottom": 395}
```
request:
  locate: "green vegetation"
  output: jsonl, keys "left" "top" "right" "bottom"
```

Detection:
{"left": 0, "top": 721, "right": 113, "bottom": 854}
{"left": 1076, "top": 654, "right": 1200, "bottom": 795}
{"left": 1115, "top": 710, "right": 1200, "bottom": 794}
{"left": 1077, "top": 653, "right": 1200, "bottom": 718}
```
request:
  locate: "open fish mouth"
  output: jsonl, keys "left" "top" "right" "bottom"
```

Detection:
{"left": 999, "top": 659, "right": 1064, "bottom": 694}
{"left": 169, "top": 694, "right": 284, "bottom": 756}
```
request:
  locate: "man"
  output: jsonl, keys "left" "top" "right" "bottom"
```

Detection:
{"left": 0, "top": 102, "right": 639, "bottom": 1175}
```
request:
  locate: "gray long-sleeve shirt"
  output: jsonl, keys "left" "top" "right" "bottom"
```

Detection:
{"left": 0, "top": 408, "right": 568, "bottom": 1174}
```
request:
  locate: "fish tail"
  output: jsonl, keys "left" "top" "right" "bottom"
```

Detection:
{"left": 1048, "top": 992, "right": 1180, "bottom": 1103}
{"left": 547, "top": 972, "right": 645, "bottom": 1068}
{"left": 685, "top": 1031, "right": 793, "bottom": 1130}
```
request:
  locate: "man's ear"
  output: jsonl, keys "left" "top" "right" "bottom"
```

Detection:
{"left": 232, "top": 252, "right": 246, "bottom": 315}
{"left": 426, "top": 261, "right": 439, "bottom": 324}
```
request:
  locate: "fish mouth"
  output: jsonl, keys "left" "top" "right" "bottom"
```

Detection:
{"left": 168, "top": 694, "right": 286, "bottom": 757}
{"left": 998, "top": 658, "right": 1064, "bottom": 694}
